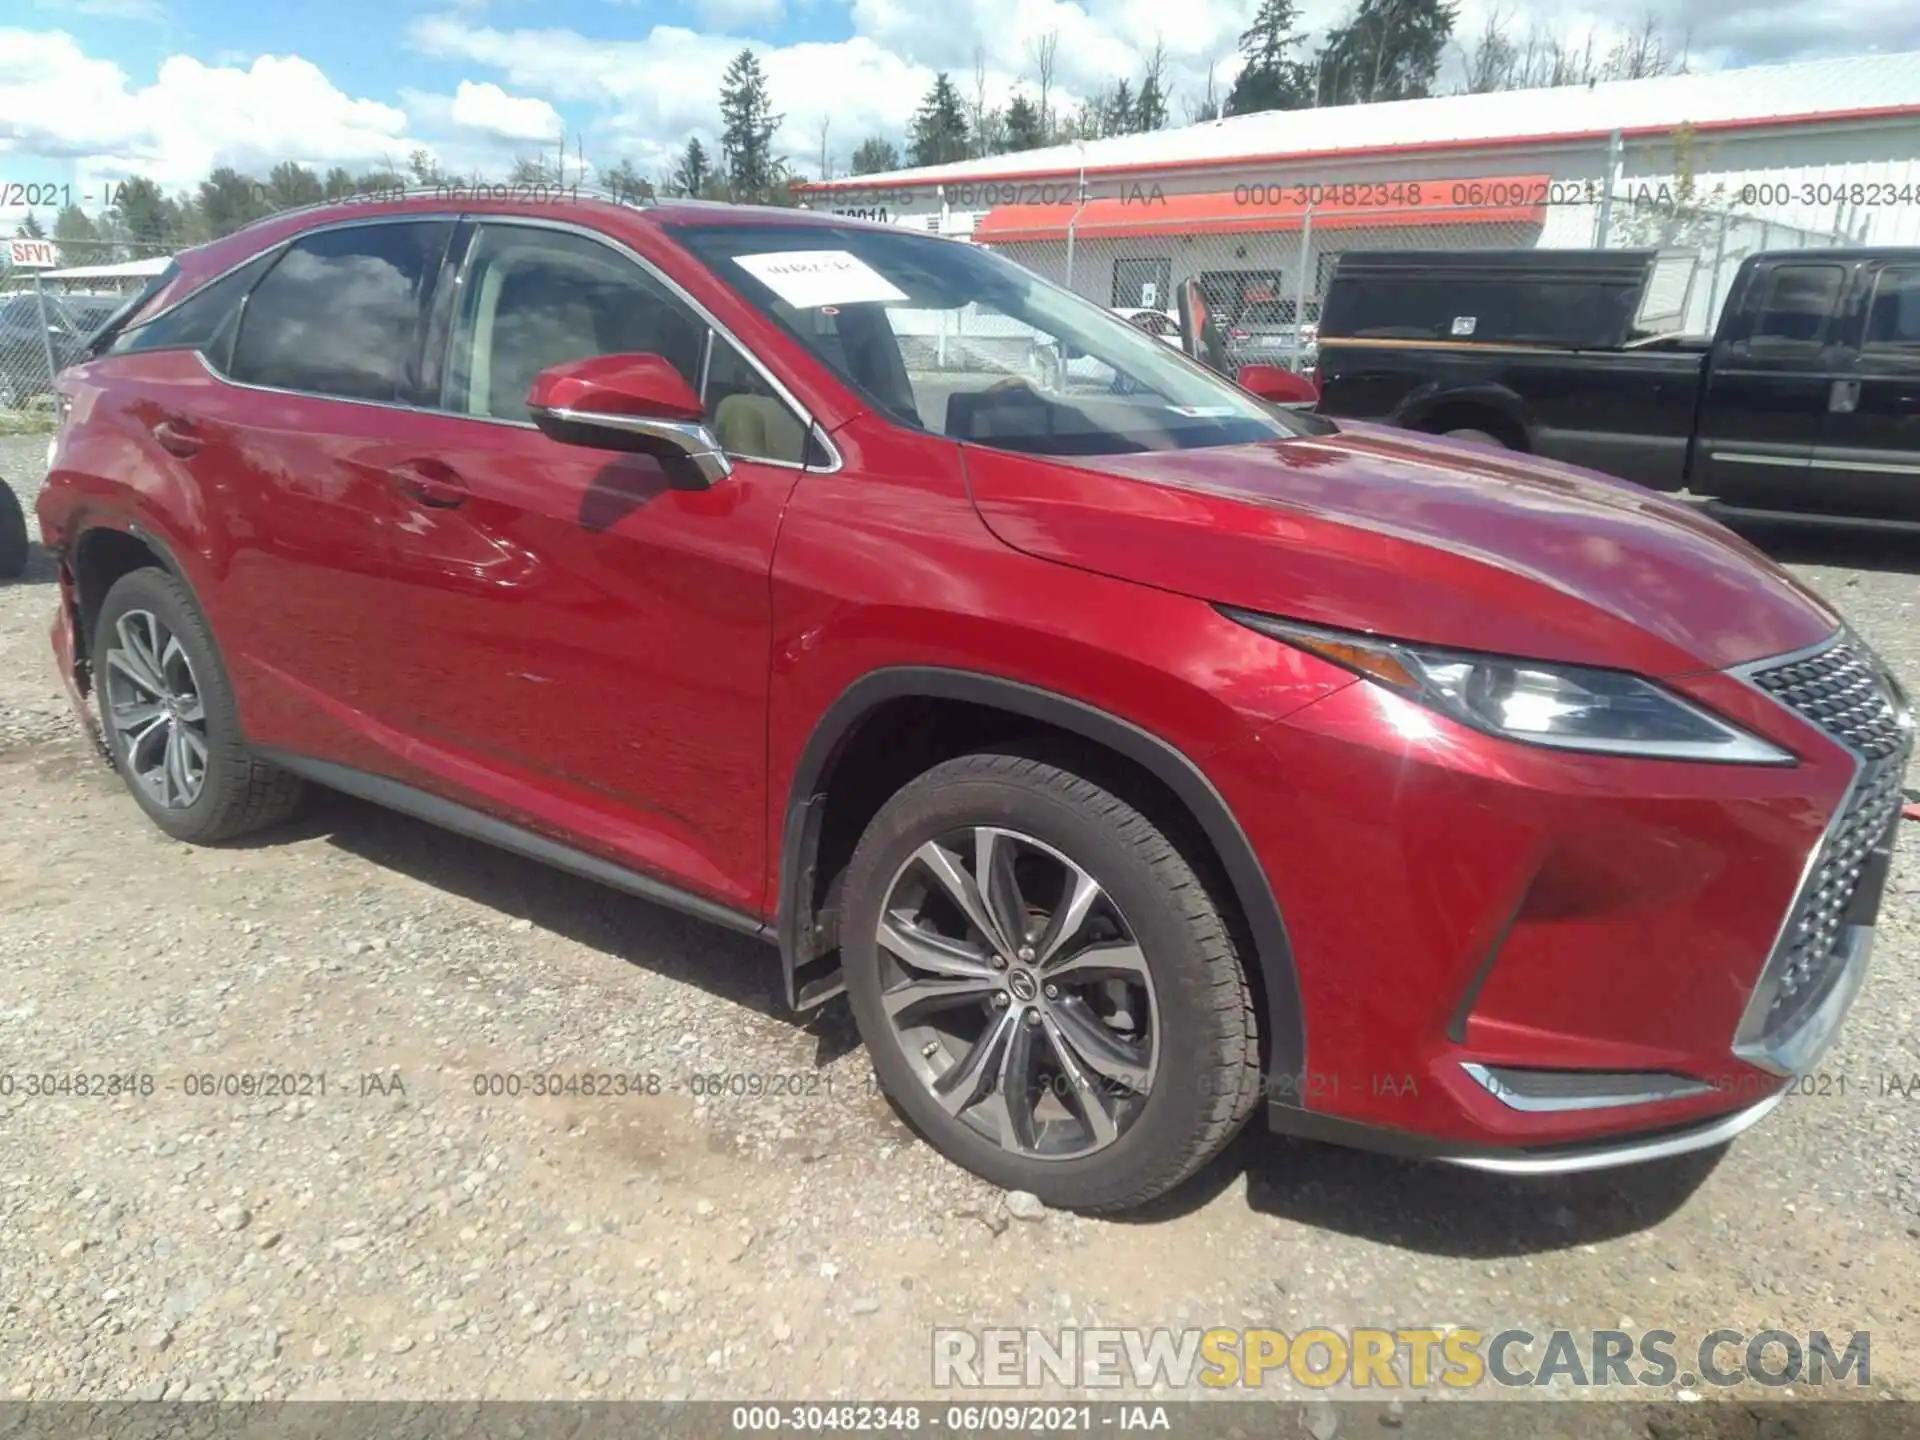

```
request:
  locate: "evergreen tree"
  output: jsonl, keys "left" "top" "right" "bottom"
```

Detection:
{"left": 15, "top": 212, "right": 46, "bottom": 240}
{"left": 719, "top": 49, "right": 783, "bottom": 202}
{"left": 849, "top": 137, "right": 901, "bottom": 174}
{"left": 110, "top": 176, "right": 173, "bottom": 247}
{"left": 1318, "top": 0, "right": 1457, "bottom": 104}
{"left": 51, "top": 203, "right": 98, "bottom": 264}
{"left": 1003, "top": 95, "right": 1046, "bottom": 151}
{"left": 404, "top": 150, "right": 448, "bottom": 187}
{"left": 1135, "top": 68, "right": 1169, "bottom": 132}
{"left": 908, "top": 74, "right": 970, "bottom": 167}
{"left": 1106, "top": 79, "right": 1135, "bottom": 137}
{"left": 197, "top": 167, "right": 272, "bottom": 237}
{"left": 599, "top": 157, "right": 654, "bottom": 204}
{"left": 322, "top": 167, "right": 358, "bottom": 200}
{"left": 671, "top": 138, "right": 714, "bottom": 197}
{"left": 266, "top": 161, "right": 325, "bottom": 209}
{"left": 1226, "top": 0, "right": 1314, "bottom": 114}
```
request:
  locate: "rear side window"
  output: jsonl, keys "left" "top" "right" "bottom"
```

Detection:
{"left": 1864, "top": 267, "right": 1920, "bottom": 351}
{"left": 230, "top": 221, "right": 453, "bottom": 403}
{"left": 108, "top": 252, "right": 277, "bottom": 369}
{"left": 1748, "top": 264, "right": 1843, "bottom": 348}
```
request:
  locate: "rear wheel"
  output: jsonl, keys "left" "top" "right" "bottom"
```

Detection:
{"left": 839, "top": 751, "right": 1260, "bottom": 1212}
{"left": 94, "top": 568, "right": 303, "bottom": 843}
{"left": 0, "top": 482, "right": 25, "bottom": 580}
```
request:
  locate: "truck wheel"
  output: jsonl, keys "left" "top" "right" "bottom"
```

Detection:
{"left": 1443, "top": 427, "right": 1507, "bottom": 449}
{"left": 93, "top": 568, "right": 304, "bottom": 843}
{"left": 0, "top": 482, "right": 26, "bottom": 581}
{"left": 838, "top": 750, "right": 1260, "bottom": 1213}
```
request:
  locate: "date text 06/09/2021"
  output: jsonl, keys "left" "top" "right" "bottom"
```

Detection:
{"left": 728, "top": 1404, "right": 1173, "bottom": 1433}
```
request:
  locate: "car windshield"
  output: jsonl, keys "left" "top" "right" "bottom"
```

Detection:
{"left": 670, "top": 222, "right": 1303, "bottom": 457}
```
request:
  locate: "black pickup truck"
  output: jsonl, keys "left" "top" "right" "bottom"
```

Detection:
{"left": 1313, "top": 246, "right": 1920, "bottom": 527}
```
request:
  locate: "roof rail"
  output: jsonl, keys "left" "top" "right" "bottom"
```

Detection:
{"left": 229, "top": 182, "right": 657, "bottom": 237}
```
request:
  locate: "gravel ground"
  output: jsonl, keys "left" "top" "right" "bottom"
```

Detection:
{"left": 1, "top": 433, "right": 1916, "bottom": 1419}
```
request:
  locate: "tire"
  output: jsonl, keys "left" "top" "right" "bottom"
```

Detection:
{"left": 839, "top": 750, "right": 1260, "bottom": 1212}
{"left": 93, "top": 567, "right": 303, "bottom": 843}
{"left": 1441, "top": 427, "right": 1507, "bottom": 449}
{"left": 0, "top": 481, "right": 25, "bottom": 581}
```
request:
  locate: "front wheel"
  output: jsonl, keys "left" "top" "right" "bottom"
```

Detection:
{"left": 839, "top": 751, "right": 1260, "bottom": 1212}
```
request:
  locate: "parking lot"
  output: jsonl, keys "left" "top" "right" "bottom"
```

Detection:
{"left": 1, "top": 434, "right": 1916, "bottom": 1411}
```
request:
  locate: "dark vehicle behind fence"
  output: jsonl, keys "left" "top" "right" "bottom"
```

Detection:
{"left": 0, "top": 291, "right": 122, "bottom": 408}
{"left": 1313, "top": 247, "right": 1920, "bottom": 527}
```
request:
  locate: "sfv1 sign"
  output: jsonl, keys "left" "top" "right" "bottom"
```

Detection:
{"left": 7, "top": 239, "right": 57, "bottom": 269}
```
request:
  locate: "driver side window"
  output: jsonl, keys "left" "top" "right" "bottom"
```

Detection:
{"left": 443, "top": 224, "right": 810, "bottom": 465}
{"left": 444, "top": 225, "right": 703, "bottom": 423}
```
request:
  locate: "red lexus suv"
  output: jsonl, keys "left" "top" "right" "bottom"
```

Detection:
{"left": 38, "top": 193, "right": 1911, "bottom": 1211}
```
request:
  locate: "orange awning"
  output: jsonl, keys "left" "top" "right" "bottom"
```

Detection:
{"left": 975, "top": 174, "right": 1553, "bottom": 243}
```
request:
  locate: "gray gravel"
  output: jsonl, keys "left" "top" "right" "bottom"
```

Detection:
{"left": 0, "top": 437, "right": 1916, "bottom": 1407}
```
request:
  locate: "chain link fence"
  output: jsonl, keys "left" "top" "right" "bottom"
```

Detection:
{"left": 968, "top": 155, "right": 1920, "bottom": 373}
{"left": 1, "top": 239, "right": 174, "bottom": 429}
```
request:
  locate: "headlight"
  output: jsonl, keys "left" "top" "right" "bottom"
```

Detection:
{"left": 1224, "top": 610, "right": 1794, "bottom": 765}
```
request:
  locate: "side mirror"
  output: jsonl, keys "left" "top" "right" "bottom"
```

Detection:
{"left": 527, "top": 353, "right": 731, "bottom": 488}
{"left": 1236, "top": 363, "right": 1320, "bottom": 405}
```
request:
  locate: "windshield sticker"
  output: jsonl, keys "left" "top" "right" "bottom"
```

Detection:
{"left": 733, "top": 250, "right": 908, "bottom": 308}
{"left": 1451, "top": 315, "right": 1478, "bottom": 336}
{"left": 1168, "top": 405, "right": 1241, "bottom": 418}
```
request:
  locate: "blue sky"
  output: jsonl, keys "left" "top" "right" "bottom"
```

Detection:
{"left": 6, "top": 0, "right": 1920, "bottom": 229}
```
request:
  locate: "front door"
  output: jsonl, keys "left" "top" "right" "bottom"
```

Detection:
{"left": 375, "top": 220, "right": 820, "bottom": 912}
{"left": 1693, "top": 258, "right": 1850, "bottom": 512}
{"left": 1811, "top": 263, "right": 1920, "bottom": 521}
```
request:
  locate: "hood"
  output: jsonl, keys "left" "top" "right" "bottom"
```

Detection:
{"left": 963, "top": 422, "right": 1839, "bottom": 677}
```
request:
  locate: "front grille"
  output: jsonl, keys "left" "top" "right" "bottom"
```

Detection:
{"left": 1750, "top": 635, "right": 1905, "bottom": 760}
{"left": 1745, "top": 633, "right": 1912, "bottom": 1050}
{"left": 1763, "top": 757, "right": 1904, "bottom": 1039}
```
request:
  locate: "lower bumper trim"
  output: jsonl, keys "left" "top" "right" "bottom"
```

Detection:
{"left": 1438, "top": 1092, "right": 1785, "bottom": 1175}
{"left": 1267, "top": 1091, "right": 1787, "bottom": 1177}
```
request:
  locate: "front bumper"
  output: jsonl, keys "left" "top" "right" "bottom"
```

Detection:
{"left": 1223, "top": 627, "right": 1910, "bottom": 1173}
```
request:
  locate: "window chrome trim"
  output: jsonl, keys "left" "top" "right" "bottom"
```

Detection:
{"left": 161, "top": 210, "right": 844, "bottom": 473}
{"left": 123, "top": 211, "right": 466, "bottom": 340}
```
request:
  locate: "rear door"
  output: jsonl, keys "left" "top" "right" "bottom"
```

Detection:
{"left": 208, "top": 217, "right": 456, "bottom": 763}
{"left": 1693, "top": 258, "right": 1851, "bottom": 510}
{"left": 1809, "top": 262, "right": 1920, "bottom": 521}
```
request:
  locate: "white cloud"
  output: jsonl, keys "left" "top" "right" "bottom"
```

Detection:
{"left": 449, "top": 80, "right": 564, "bottom": 142}
{"left": 0, "top": 29, "right": 414, "bottom": 194}
{"left": 406, "top": 14, "right": 945, "bottom": 179}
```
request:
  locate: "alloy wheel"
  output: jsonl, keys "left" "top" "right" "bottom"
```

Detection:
{"left": 102, "top": 608, "right": 209, "bottom": 809}
{"left": 874, "top": 826, "right": 1160, "bottom": 1160}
